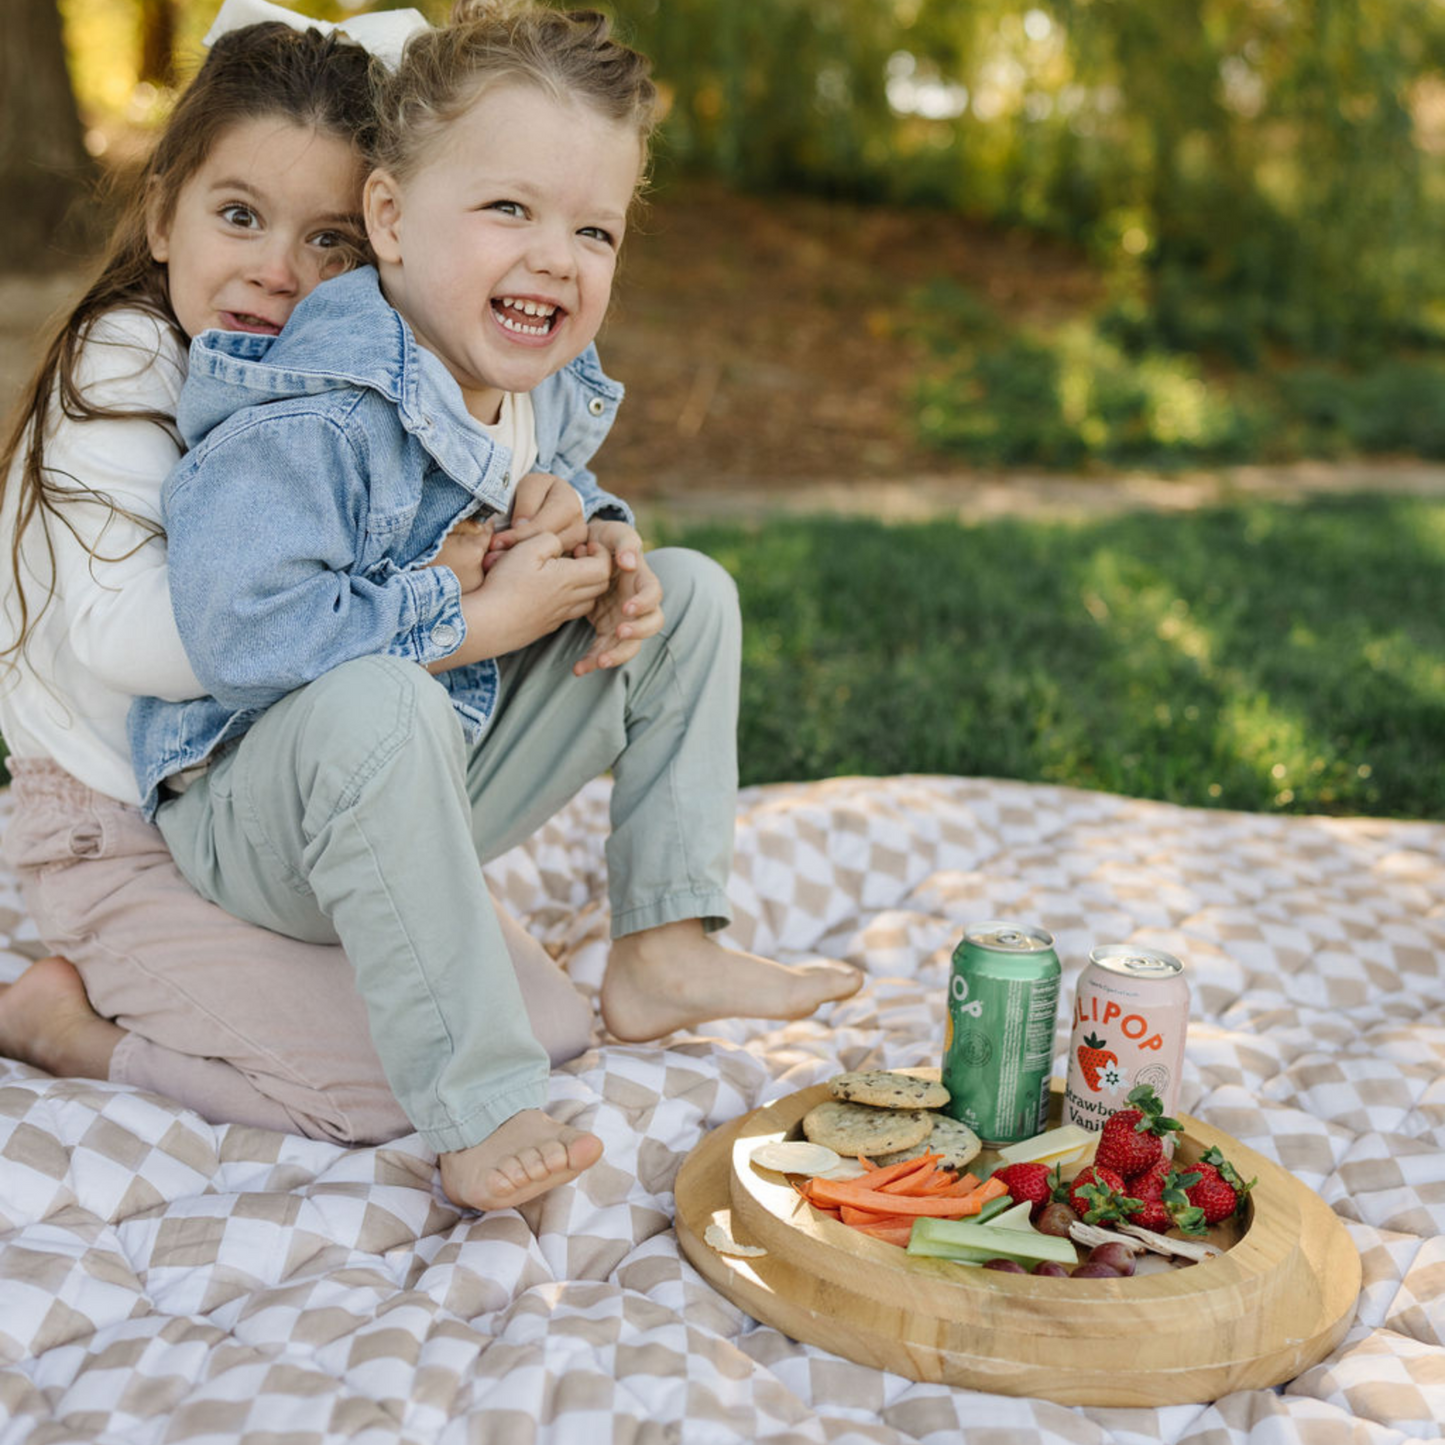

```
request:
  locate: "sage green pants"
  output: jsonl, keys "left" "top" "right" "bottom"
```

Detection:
{"left": 155, "top": 549, "right": 741, "bottom": 1152}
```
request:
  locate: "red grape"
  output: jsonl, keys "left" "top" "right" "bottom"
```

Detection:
{"left": 1088, "top": 1243, "right": 1136, "bottom": 1277}
{"left": 1035, "top": 1202, "right": 1079, "bottom": 1237}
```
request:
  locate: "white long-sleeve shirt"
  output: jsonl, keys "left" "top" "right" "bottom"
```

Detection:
{"left": 0, "top": 309, "right": 204, "bottom": 804}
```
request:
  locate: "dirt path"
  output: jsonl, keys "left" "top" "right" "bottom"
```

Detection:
{"left": 6, "top": 181, "right": 1445, "bottom": 524}
{"left": 632, "top": 457, "right": 1445, "bottom": 527}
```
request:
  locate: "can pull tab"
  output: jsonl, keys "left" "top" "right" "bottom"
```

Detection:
{"left": 996, "top": 930, "right": 1026, "bottom": 947}
{"left": 1123, "top": 954, "right": 1167, "bottom": 973}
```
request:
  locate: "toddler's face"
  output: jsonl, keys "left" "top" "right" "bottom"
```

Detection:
{"left": 149, "top": 116, "right": 365, "bottom": 340}
{"left": 365, "top": 81, "right": 642, "bottom": 425}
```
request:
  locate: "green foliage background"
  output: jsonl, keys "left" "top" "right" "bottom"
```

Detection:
{"left": 64, "top": 0, "right": 1445, "bottom": 369}
{"left": 610, "top": 0, "right": 1445, "bottom": 363}
{"left": 66, "top": 0, "right": 1445, "bottom": 468}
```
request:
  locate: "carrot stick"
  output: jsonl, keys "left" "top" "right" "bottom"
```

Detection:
{"left": 839, "top": 1203, "right": 906, "bottom": 1225}
{"left": 912, "top": 1172, "right": 973, "bottom": 1196}
{"left": 853, "top": 1153, "right": 942, "bottom": 1189}
{"left": 878, "top": 1166, "right": 952, "bottom": 1195}
{"left": 848, "top": 1220, "right": 914, "bottom": 1247}
{"left": 943, "top": 1176, "right": 1009, "bottom": 1215}
{"left": 839, "top": 1207, "right": 919, "bottom": 1227}
{"left": 795, "top": 1182, "right": 843, "bottom": 1220}
{"left": 923, "top": 1172, "right": 984, "bottom": 1198}
{"left": 803, "top": 1177, "right": 1000, "bottom": 1217}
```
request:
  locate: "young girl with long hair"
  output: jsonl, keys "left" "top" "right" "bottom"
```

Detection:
{"left": 0, "top": 10, "right": 594, "bottom": 1143}
{"left": 130, "top": 0, "right": 861, "bottom": 1212}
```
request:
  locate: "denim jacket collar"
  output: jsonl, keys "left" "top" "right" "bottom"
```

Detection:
{"left": 180, "top": 266, "right": 623, "bottom": 510}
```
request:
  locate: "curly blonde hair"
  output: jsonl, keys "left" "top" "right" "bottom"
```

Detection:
{"left": 373, "top": 0, "right": 656, "bottom": 186}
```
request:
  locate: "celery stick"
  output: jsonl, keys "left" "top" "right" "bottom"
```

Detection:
{"left": 906, "top": 1237, "right": 993, "bottom": 1265}
{"left": 985, "top": 1198, "right": 1033, "bottom": 1229}
{"left": 976, "top": 1194, "right": 1018, "bottom": 1224}
{"left": 906, "top": 1217, "right": 1078, "bottom": 1268}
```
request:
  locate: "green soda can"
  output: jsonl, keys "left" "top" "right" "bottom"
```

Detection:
{"left": 942, "top": 921, "right": 1061, "bottom": 1146}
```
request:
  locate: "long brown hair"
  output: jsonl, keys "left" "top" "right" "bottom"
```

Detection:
{"left": 0, "top": 22, "right": 380, "bottom": 666}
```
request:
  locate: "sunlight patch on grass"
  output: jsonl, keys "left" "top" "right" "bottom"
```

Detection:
{"left": 1076, "top": 550, "right": 1218, "bottom": 673}
{"left": 1214, "top": 692, "right": 1322, "bottom": 811}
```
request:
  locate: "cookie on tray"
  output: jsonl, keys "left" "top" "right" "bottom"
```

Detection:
{"left": 801, "top": 1099, "right": 934, "bottom": 1157}
{"left": 828, "top": 1069, "right": 950, "bottom": 1110}
{"left": 873, "top": 1114, "right": 982, "bottom": 1170}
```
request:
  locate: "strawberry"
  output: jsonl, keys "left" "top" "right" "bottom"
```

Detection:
{"left": 1125, "top": 1194, "right": 1175, "bottom": 1232}
{"left": 1128, "top": 1156, "right": 1175, "bottom": 1199}
{"left": 1095, "top": 1084, "right": 1184, "bottom": 1179}
{"left": 1066, "top": 1164, "right": 1141, "bottom": 1225}
{"left": 1125, "top": 1164, "right": 1206, "bottom": 1235}
{"left": 993, "top": 1162, "right": 1054, "bottom": 1219}
{"left": 1075, "top": 1033, "right": 1118, "bottom": 1091}
{"left": 1186, "top": 1146, "right": 1256, "bottom": 1224}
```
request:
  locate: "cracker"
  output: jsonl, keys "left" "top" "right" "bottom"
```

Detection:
{"left": 872, "top": 1113, "right": 982, "bottom": 1170}
{"left": 801, "top": 1099, "right": 934, "bottom": 1156}
{"left": 828, "top": 1069, "right": 950, "bottom": 1110}
{"left": 749, "top": 1141, "right": 841, "bottom": 1175}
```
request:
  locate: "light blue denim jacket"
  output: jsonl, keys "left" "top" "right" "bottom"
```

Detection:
{"left": 128, "top": 266, "right": 629, "bottom": 819}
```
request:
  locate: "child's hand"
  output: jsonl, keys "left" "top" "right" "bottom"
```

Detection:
{"left": 574, "top": 521, "right": 664, "bottom": 677}
{"left": 486, "top": 472, "right": 587, "bottom": 569}
{"left": 427, "top": 515, "right": 495, "bottom": 594}
{"left": 455, "top": 531, "right": 612, "bottom": 662}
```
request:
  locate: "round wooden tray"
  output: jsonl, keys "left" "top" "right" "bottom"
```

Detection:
{"left": 675, "top": 1083, "right": 1361, "bottom": 1407}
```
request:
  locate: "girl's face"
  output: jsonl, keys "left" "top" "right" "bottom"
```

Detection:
{"left": 148, "top": 116, "right": 365, "bottom": 340}
{"left": 364, "top": 82, "right": 642, "bottom": 425}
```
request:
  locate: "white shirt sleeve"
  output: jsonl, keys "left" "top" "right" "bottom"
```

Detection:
{"left": 41, "top": 311, "right": 205, "bottom": 701}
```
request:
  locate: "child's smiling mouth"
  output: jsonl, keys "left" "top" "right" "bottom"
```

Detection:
{"left": 221, "top": 311, "right": 284, "bottom": 336}
{"left": 491, "top": 296, "right": 562, "bottom": 338}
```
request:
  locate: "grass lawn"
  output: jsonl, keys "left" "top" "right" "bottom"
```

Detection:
{"left": 658, "top": 494, "right": 1445, "bottom": 820}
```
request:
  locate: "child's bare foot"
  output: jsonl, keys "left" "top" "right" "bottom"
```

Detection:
{"left": 599, "top": 919, "right": 863, "bottom": 1043}
{"left": 437, "top": 1108, "right": 603, "bottom": 1212}
{"left": 0, "top": 955, "right": 123, "bottom": 1078}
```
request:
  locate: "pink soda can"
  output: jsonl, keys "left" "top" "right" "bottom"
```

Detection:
{"left": 1064, "top": 944, "right": 1190, "bottom": 1132}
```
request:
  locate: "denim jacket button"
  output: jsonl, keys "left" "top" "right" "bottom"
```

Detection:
{"left": 430, "top": 622, "right": 460, "bottom": 650}
{"left": 587, "top": 397, "right": 606, "bottom": 416}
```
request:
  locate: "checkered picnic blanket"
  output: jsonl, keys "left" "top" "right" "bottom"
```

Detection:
{"left": 1, "top": 775, "right": 1442, "bottom": 1443}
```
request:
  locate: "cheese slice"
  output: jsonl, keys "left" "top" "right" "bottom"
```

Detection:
{"left": 988, "top": 1200, "right": 1037, "bottom": 1231}
{"left": 995, "top": 1123, "right": 1095, "bottom": 1166}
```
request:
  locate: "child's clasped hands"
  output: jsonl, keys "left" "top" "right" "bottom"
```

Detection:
{"left": 431, "top": 469, "right": 663, "bottom": 677}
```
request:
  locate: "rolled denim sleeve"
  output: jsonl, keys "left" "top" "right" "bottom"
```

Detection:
{"left": 163, "top": 410, "right": 463, "bottom": 711}
{"left": 389, "top": 564, "right": 467, "bottom": 663}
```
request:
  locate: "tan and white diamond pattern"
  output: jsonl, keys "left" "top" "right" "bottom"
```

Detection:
{"left": 0, "top": 775, "right": 1442, "bottom": 1443}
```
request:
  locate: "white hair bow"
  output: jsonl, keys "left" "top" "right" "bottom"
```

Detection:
{"left": 203, "top": 0, "right": 429, "bottom": 69}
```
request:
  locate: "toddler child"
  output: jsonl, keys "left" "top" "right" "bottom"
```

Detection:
{"left": 0, "top": 6, "right": 592, "bottom": 1141}
{"left": 130, "top": 0, "right": 861, "bottom": 1212}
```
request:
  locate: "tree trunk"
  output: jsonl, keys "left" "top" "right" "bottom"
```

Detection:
{"left": 139, "top": 0, "right": 178, "bottom": 87}
{"left": 0, "top": 0, "right": 98, "bottom": 271}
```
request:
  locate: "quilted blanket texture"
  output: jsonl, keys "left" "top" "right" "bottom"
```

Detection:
{"left": 0, "top": 775, "right": 1442, "bottom": 1444}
